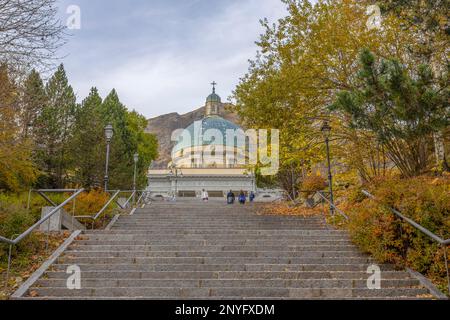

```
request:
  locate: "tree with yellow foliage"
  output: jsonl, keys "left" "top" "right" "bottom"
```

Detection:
{"left": 0, "top": 65, "right": 37, "bottom": 191}
{"left": 233, "top": 0, "right": 418, "bottom": 186}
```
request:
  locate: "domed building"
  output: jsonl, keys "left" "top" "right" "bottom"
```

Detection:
{"left": 147, "top": 83, "right": 255, "bottom": 199}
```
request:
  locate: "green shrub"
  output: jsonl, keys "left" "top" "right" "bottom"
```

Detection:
{"left": 0, "top": 198, "right": 41, "bottom": 267}
{"left": 347, "top": 176, "right": 450, "bottom": 293}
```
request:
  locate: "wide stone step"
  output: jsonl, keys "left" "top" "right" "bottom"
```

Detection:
{"left": 83, "top": 230, "right": 344, "bottom": 236}
{"left": 43, "top": 270, "right": 412, "bottom": 280}
{"left": 49, "top": 263, "right": 397, "bottom": 273}
{"left": 116, "top": 216, "right": 326, "bottom": 221}
{"left": 27, "top": 287, "right": 429, "bottom": 298}
{"left": 73, "top": 240, "right": 355, "bottom": 246}
{"left": 58, "top": 256, "right": 373, "bottom": 265}
{"left": 113, "top": 221, "right": 327, "bottom": 225}
{"left": 34, "top": 278, "right": 420, "bottom": 289}
{"left": 79, "top": 235, "right": 350, "bottom": 241}
{"left": 67, "top": 244, "right": 360, "bottom": 252}
{"left": 111, "top": 226, "right": 329, "bottom": 231}
{"left": 111, "top": 227, "right": 330, "bottom": 231}
{"left": 119, "top": 217, "right": 326, "bottom": 222}
{"left": 15, "top": 296, "right": 432, "bottom": 300}
{"left": 62, "top": 250, "right": 366, "bottom": 258}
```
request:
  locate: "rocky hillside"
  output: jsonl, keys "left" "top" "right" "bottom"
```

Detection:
{"left": 145, "top": 104, "right": 240, "bottom": 168}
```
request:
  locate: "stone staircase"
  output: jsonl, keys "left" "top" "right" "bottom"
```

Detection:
{"left": 18, "top": 201, "right": 433, "bottom": 299}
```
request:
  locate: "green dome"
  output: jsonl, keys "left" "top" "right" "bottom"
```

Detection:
{"left": 206, "top": 92, "right": 221, "bottom": 103}
{"left": 172, "top": 116, "right": 242, "bottom": 155}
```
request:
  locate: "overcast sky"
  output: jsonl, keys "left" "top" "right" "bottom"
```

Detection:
{"left": 56, "top": 0, "right": 288, "bottom": 118}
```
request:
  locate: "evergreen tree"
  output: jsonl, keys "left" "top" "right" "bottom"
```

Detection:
{"left": 99, "top": 90, "right": 157, "bottom": 190}
{"left": 20, "top": 69, "right": 47, "bottom": 140}
{"left": 71, "top": 87, "right": 104, "bottom": 188}
{"left": 99, "top": 89, "right": 131, "bottom": 189}
{"left": 35, "top": 64, "right": 77, "bottom": 188}
{"left": 331, "top": 50, "right": 449, "bottom": 177}
{"left": 373, "top": 0, "right": 450, "bottom": 170}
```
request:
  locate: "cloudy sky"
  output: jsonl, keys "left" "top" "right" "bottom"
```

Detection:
{"left": 56, "top": 0, "right": 288, "bottom": 118}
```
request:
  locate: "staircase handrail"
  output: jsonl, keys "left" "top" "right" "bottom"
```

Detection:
{"left": 362, "top": 189, "right": 450, "bottom": 294}
{"left": 362, "top": 190, "right": 450, "bottom": 245}
{"left": 315, "top": 191, "right": 349, "bottom": 220}
{"left": 0, "top": 189, "right": 84, "bottom": 246}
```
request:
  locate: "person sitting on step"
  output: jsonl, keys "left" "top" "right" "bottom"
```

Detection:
{"left": 201, "top": 189, "right": 209, "bottom": 202}
{"left": 238, "top": 191, "right": 246, "bottom": 205}
{"left": 227, "top": 190, "right": 235, "bottom": 204}
{"left": 249, "top": 191, "right": 255, "bottom": 203}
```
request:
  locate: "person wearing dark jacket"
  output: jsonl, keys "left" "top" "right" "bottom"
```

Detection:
{"left": 227, "top": 190, "right": 235, "bottom": 204}
{"left": 249, "top": 191, "right": 255, "bottom": 203}
{"left": 238, "top": 191, "right": 246, "bottom": 204}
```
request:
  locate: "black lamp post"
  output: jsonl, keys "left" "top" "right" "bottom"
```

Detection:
{"left": 104, "top": 124, "right": 114, "bottom": 192}
{"left": 133, "top": 153, "right": 139, "bottom": 203}
{"left": 321, "top": 121, "right": 334, "bottom": 216}
{"left": 169, "top": 165, "right": 183, "bottom": 200}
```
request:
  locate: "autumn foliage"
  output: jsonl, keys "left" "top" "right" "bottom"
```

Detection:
{"left": 258, "top": 203, "right": 324, "bottom": 217}
{"left": 64, "top": 189, "right": 111, "bottom": 217}
{"left": 346, "top": 175, "right": 450, "bottom": 293}
{"left": 302, "top": 174, "right": 327, "bottom": 197}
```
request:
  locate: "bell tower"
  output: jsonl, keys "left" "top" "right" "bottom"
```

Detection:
{"left": 205, "top": 81, "right": 221, "bottom": 116}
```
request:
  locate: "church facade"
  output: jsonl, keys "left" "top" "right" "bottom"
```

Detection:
{"left": 147, "top": 84, "right": 256, "bottom": 199}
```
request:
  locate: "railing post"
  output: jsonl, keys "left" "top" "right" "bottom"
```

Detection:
{"left": 443, "top": 244, "right": 450, "bottom": 295}
{"left": 72, "top": 197, "right": 76, "bottom": 231}
{"left": 5, "top": 244, "right": 12, "bottom": 289}
{"left": 26, "top": 189, "right": 32, "bottom": 213}
{"left": 322, "top": 195, "right": 325, "bottom": 216}
{"left": 46, "top": 221, "right": 50, "bottom": 252}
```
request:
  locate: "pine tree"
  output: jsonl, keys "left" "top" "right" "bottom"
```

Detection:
{"left": 71, "top": 87, "right": 104, "bottom": 188}
{"left": 20, "top": 69, "right": 47, "bottom": 140}
{"left": 99, "top": 90, "right": 158, "bottom": 190}
{"left": 331, "top": 50, "right": 449, "bottom": 177}
{"left": 100, "top": 90, "right": 135, "bottom": 189}
{"left": 35, "top": 64, "right": 77, "bottom": 188}
{"left": 374, "top": 0, "right": 450, "bottom": 170}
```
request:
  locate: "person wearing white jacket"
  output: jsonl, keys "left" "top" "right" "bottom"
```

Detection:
{"left": 201, "top": 189, "right": 209, "bottom": 202}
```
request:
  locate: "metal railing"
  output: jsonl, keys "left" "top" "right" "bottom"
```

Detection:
{"left": 72, "top": 190, "right": 149, "bottom": 229}
{"left": 316, "top": 191, "right": 349, "bottom": 220}
{"left": 1, "top": 187, "right": 151, "bottom": 289}
{"left": 72, "top": 190, "right": 121, "bottom": 229}
{"left": 362, "top": 190, "right": 450, "bottom": 294}
{"left": 108, "top": 190, "right": 148, "bottom": 209}
{"left": 1, "top": 189, "right": 84, "bottom": 288}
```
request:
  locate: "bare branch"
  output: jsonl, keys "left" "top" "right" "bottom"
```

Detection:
{"left": 0, "top": 0, "right": 66, "bottom": 71}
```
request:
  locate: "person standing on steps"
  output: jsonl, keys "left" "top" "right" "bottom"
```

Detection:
{"left": 238, "top": 190, "right": 246, "bottom": 205}
{"left": 201, "top": 189, "right": 209, "bottom": 202}
{"left": 227, "top": 190, "right": 235, "bottom": 204}
{"left": 249, "top": 191, "right": 255, "bottom": 203}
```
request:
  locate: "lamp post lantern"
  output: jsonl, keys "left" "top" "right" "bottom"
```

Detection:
{"left": 104, "top": 124, "right": 114, "bottom": 192}
{"left": 133, "top": 153, "right": 139, "bottom": 204}
{"left": 321, "top": 121, "right": 334, "bottom": 216}
{"left": 168, "top": 165, "right": 182, "bottom": 201}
